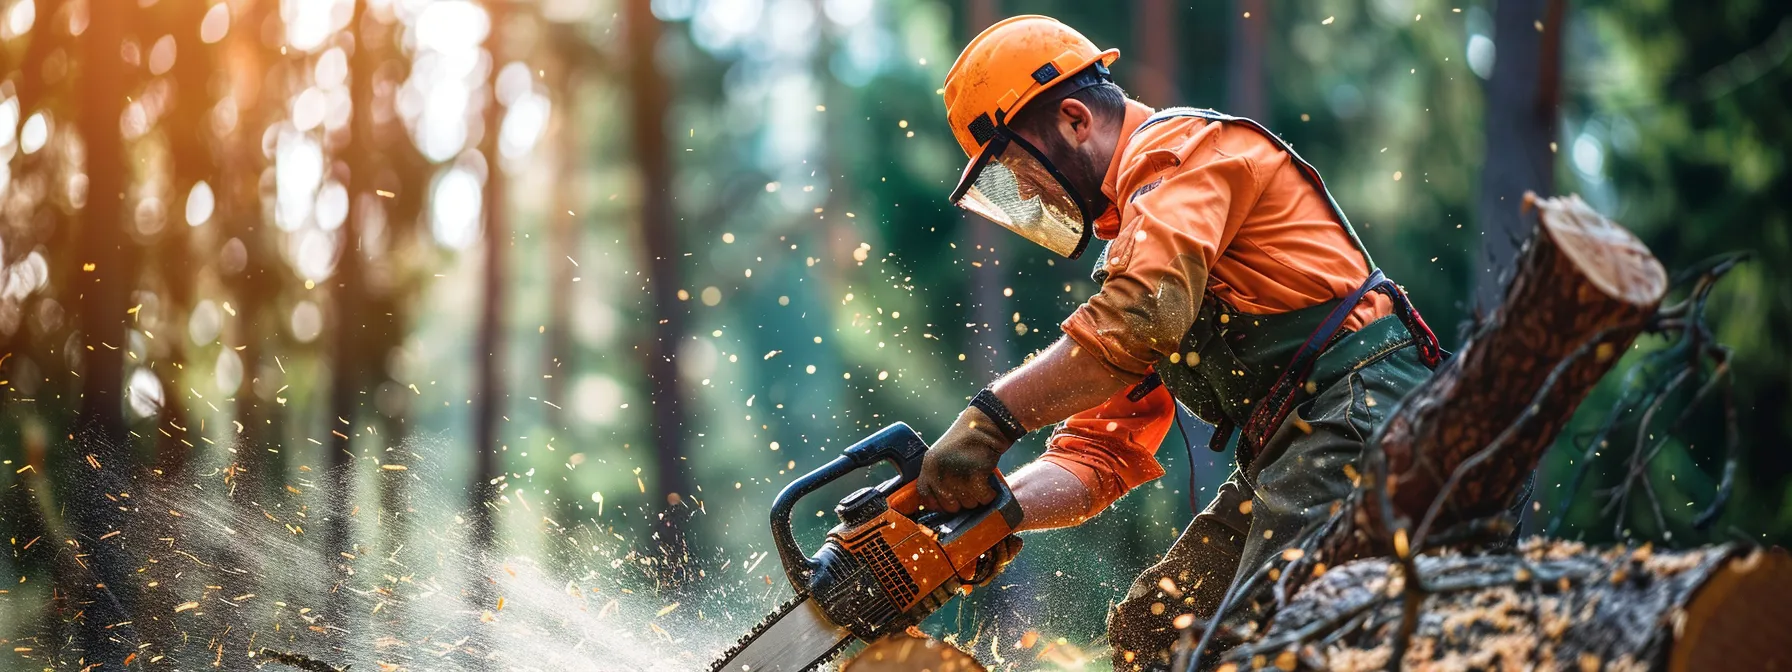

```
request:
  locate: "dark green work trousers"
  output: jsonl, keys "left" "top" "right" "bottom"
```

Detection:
{"left": 1107, "top": 337, "right": 1434, "bottom": 670}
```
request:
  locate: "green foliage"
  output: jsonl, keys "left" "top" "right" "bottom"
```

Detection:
{"left": 1545, "top": 0, "right": 1792, "bottom": 545}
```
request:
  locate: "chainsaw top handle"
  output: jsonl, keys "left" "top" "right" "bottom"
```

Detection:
{"left": 768, "top": 422, "right": 1014, "bottom": 592}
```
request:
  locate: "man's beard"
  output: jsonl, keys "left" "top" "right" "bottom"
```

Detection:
{"left": 1038, "top": 132, "right": 1107, "bottom": 220}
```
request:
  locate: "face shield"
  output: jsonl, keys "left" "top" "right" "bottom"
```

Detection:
{"left": 951, "top": 131, "right": 1094, "bottom": 259}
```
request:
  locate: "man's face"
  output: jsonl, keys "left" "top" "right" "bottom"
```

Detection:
{"left": 948, "top": 96, "right": 1119, "bottom": 259}
{"left": 1010, "top": 104, "right": 1112, "bottom": 221}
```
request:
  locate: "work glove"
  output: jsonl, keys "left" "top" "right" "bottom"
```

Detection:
{"left": 910, "top": 534, "right": 1023, "bottom": 621}
{"left": 915, "top": 404, "right": 1014, "bottom": 513}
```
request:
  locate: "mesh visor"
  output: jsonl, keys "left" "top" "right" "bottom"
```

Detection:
{"left": 952, "top": 137, "right": 1089, "bottom": 258}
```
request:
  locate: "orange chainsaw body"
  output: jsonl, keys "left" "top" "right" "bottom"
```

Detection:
{"left": 825, "top": 477, "right": 1014, "bottom": 613}
{"left": 768, "top": 423, "right": 1023, "bottom": 638}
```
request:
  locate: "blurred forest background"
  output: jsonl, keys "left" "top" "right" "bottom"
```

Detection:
{"left": 0, "top": 0, "right": 1787, "bottom": 669}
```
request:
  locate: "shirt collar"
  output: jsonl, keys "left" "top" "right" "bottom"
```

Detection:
{"left": 1094, "top": 100, "right": 1156, "bottom": 240}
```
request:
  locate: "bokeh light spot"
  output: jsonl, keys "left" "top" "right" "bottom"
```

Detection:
{"left": 185, "top": 180, "right": 214, "bottom": 226}
{"left": 290, "top": 300, "right": 323, "bottom": 343}
{"left": 199, "top": 2, "right": 229, "bottom": 44}
{"left": 430, "top": 166, "right": 483, "bottom": 249}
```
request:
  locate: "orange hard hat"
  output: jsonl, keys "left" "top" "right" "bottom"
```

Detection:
{"left": 942, "top": 15, "right": 1120, "bottom": 161}
{"left": 941, "top": 16, "right": 1119, "bottom": 260}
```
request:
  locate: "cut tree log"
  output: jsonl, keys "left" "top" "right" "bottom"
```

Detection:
{"left": 1233, "top": 541, "right": 1791, "bottom": 671}
{"left": 1352, "top": 193, "right": 1669, "bottom": 556}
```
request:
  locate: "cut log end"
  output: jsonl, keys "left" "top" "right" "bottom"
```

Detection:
{"left": 1527, "top": 192, "right": 1668, "bottom": 308}
{"left": 1669, "top": 548, "right": 1792, "bottom": 672}
{"left": 841, "top": 632, "right": 986, "bottom": 672}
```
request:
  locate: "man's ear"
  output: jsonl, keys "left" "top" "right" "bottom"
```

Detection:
{"left": 1058, "top": 98, "right": 1096, "bottom": 147}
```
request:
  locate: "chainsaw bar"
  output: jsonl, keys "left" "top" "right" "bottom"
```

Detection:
{"left": 709, "top": 594, "right": 855, "bottom": 672}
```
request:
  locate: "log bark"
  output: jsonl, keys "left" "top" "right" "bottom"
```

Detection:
{"left": 1358, "top": 194, "right": 1667, "bottom": 551}
{"left": 1236, "top": 542, "right": 1791, "bottom": 671}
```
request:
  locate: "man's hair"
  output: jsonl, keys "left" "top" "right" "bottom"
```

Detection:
{"left": 1007, "top": 76, "right": 1128, "bottom": 138}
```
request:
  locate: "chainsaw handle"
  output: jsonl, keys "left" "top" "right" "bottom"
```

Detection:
{"left": 768, "top": 422, "right": 929, "bottom": 590}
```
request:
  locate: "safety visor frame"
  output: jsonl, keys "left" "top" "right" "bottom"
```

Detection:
{"left": 949, "top": 127, "right": 1096, "bottom": 260}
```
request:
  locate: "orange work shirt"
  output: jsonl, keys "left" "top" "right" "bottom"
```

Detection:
{"left": 1040, "top": 100, "right": 1393, "bottom": 517}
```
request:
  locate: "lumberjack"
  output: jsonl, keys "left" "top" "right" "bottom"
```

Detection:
{"left": 913, "top": 15, "right": 1454, "bottom": 669}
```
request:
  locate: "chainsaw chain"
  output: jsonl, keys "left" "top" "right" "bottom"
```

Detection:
{"left": 707, "top": 594, "right": 855, "bottom": 672}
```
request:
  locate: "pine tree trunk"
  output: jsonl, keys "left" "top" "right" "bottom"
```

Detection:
{"left": 469, "top": 0, "right": 509, "bottom": 557}
{"left": 962, "top": 0, "right": 1010, "bottom": 386}
{"left": 1474, "top": 0, "right": 1566, "bottom": 311}
{"left": 623, "top": 0, "right": 696, "bottom": 575}
{"left": 544, "top": 56, "right": 581, "bottom": 432}
{"left": 1131, "top": 0, "right": 1180, "bottom": 106}
{"left": 220, "top": 0, "right": 282, "bottom": 509}
{"left": 1226, "top": 0, "right": 1267, "bottom": 120}
{"left": 64, "top": 3, "right": 141, "bottom": 666}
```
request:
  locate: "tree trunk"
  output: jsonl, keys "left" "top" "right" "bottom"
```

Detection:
{"left": 1353, "top": 194, "right": 1666, "bottom": 550}
{"left": 1237, "top": 542, "right": 1791, "bottom": 671}
{"left": 960, "top": 0, "right": 1010, "bottom": 385}
{"left": 469, "top": 0, "right": 509, "bottom": 557}
{"left": 1132, "top": 0, "right": 1179, "bottom": 106}
{"left": 623, "top": 0, "right": 695, "bottom": 575}
{"left": 150, "top": 0, "right": 218, "bottom": 477}
{"left": 947, "top": 0, "right": 1028, "bottom": 647}
{"left": 1474, "top": 0, "right": 1566, "bottom": 312}
{"left": 63, "top": 2, "right": 141, "bottom": 666}
{"left": 11, "top": 0, "right": 64, "bottom": 115}
{"left": 544, "top": 58, "right": 581, "bottom": 432}
{"left": 209, "top": 5, "right": 285, "bottom": 663}
{"left": 1226, "top": 0, "right": 1267, "bottom": 120}
{"left": 220, "top": 0, "right": 282, "bottom": 509}
{"left": 319, "top": 0, "right": 383, "bottom": 633}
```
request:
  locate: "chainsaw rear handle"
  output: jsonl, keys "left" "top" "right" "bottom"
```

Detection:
{"left": 768, "top": 422, "right": 1014, "bottom": 592}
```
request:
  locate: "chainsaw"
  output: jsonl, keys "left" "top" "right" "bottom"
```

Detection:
{"left": 709, "top": 422, "right": 1023, "bottom": 672}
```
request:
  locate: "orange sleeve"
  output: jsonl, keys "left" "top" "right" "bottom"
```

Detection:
{"left": 1038, "top": 381, "right": 1176, "bottom": 517}
{"left": 1061, "top": 135, "right": 1260, "bottom": 376}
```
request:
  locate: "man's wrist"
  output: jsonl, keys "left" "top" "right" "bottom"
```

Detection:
{"left": 968, "top": 388, "right": 1027, "bottom": 443}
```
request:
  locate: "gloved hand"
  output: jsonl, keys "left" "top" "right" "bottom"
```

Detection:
{"left": 911, "top": 535, "right": 1023, "bottom": 620}
{"left": 915, "top": 405, "right": 1014, "bottom": 513}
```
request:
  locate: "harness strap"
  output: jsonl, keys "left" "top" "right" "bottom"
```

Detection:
{"left": 1129, "top": 372, "right": 1236, "bottom": 454}
{"left": 1376, "top": 279, "right": 1447, "bottom": 369}
{"left": 1169, "top": 400, "right": 1208, "bottom": 512}
{"left": 1237, "top": 272, "right": 1448, "bottom": 455}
